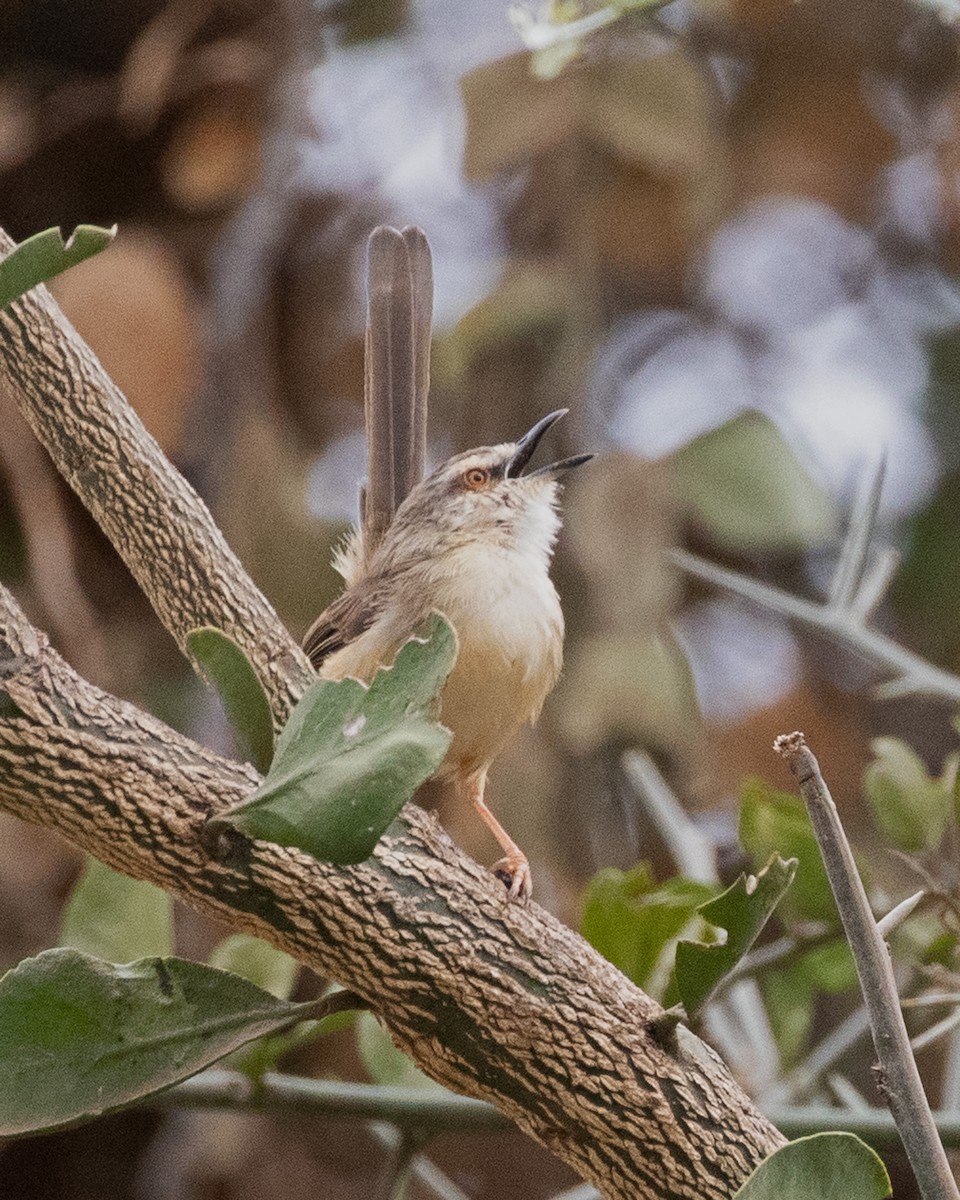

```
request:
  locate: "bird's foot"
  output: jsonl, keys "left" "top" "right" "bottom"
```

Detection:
{"left": 492, "top": 853, "right": 532, "bottom": 901}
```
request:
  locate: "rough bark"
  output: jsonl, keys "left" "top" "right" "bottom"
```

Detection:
{"left": 0, "top": 231, "right": 786, "bottom": 1197}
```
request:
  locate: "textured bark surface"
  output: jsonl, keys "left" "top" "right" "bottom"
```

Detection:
{"left": 0, "top": 232, "right": 786, "bottom": 1196}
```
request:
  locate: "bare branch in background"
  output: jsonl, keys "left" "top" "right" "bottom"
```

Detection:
{"left": 775, "top": 732, "right": 959, "bottom": 1200}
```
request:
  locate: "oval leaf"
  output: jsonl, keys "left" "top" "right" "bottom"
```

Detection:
{"left": 186, "top": 626, "right": 274, "bottom": 773}
{"left": 731, "top": 1133, "right": 890, "bottom": 1200}
{"left": 60, "top": 857, "right": 173, "bottom": 962}
{"left": 864, "top": 736, "right": 952, "bottom": 853}
{"left": 210, "top": 614, "right": 457, "bottom": 864}
{"left": 0, "top": 225, "right": 116, "bottom": 311}
{"left": 675, "top": 853, "right": 797, "bottom": 1017}
{"left": 208, "top": 933, "right": 298, "bottom": 1000}
{"left": 0, "top": 948, "right": 312, "bottom": 1136}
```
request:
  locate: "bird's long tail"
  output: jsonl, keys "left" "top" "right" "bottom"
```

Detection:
{"left": 358, "top": 224, "right": 433, "bottom": 568}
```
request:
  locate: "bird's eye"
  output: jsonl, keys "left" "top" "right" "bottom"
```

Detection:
{"left": 463, "top": 467, "right": 490, "bottom": 490}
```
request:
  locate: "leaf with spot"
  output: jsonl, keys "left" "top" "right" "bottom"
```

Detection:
{"left": 675, "top": 854, "right": 797, "bottom": 1017}
{"left": 0, "top": 225, "right": 116, "bottom": 311}
{"left": 0, "top": 948, "right": 325, "bottom": 1136}
{"left": 209, "top": 615, "right": 457, "bottom": 864}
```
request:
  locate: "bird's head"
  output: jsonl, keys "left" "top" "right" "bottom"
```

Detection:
{"left": 379, "top": 410, "right": 593, "bottom": 568}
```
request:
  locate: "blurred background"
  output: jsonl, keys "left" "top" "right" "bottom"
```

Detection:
{"left": 2, "top": 0, "right": 960, "bottom": 1195}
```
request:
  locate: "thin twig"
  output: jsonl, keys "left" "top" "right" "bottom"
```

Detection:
{"left": 761, "top": 1007, "right": 871, "bottom": 1105}
{"left": 775, "top": 732, "right": 959, "bottom": 1200}
{"left": 162, "top": 1070, "right": 510, "bottom": 1130}
{"left": 371, "top": 1125, "right": 472, "bottom": 1200}
{"left": 621, "top": 750, "right": 716, "bottom": 884}
{"left": 156, "top": 1067, "right": 960, "bottom": 1152}
{"left": 828, "top": 450, "right": 886, "bottom": 611}
{"left": 674, "top": 551, "right": 960, "bottom": 704}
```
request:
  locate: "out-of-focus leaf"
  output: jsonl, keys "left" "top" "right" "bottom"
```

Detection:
{"left": 462, "top": 50, "right": 727, "bottom": 234}
{"left": 864, "top": 736, "right": 953, "bottom": 853}
{"left": 675, "top": 855, "right": 797, "bottom": 1017}
{"left": 762, "top": 968, "right": 815, "bottom": 1068}
{"left": 740, "top": 778, "right": 842, "bottom": 925}
{"left": 357, "top": 1010, "right": 439, "bottom": 1091}
{"left": 761, "top": 939, "right": 857, "bottom": 1067}
{"left": 731, "top": 1133, "right": 890, "bottom": 1200}
{"left": 0, "top": 948, "right": 319, "bottom": 1136}
{"left": 60, "top": 857, "right": 172, "bottom": 962}
{"left": 582, "top": 865, "right": 715, "bottom": 997}
{"left": 799, "top": 939, "right": 857, "bottom": 994}
{"left": 0, "top": 225, "right": 116, "bottom": 310}
{"left": 672, "top": 414, "right": 835, "bottom": 552}
{"left": 210, "top": 616, "right": 457, "bottom": 864}
{"left": 186, "top": 627, "right": 274, "bottom": 773}
{"left": 208, "top": 934, "right": 297, "bottom": 1000}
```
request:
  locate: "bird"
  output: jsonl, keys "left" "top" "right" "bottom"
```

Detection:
{"left": 302, "top": 227, "right": 591, "bottom": 899}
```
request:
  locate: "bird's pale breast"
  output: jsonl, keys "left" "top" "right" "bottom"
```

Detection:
{"left": 430, "top": 540, "right": 563, "bottom": 779}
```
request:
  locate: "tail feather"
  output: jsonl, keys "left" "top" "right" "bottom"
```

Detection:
{"left": 361, "top": 225, "right": 433, "bottom": 567}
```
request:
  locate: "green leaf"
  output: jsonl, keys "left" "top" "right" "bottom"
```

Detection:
{"left": 60, "top": 857, "right": 172, "bottom": 962}
{"left": 0, "top": 225, "right": 116, "bottom": 311}
{"left": 208, "top": 933, "right": 297, "bottom": 1000}
{"left": 675, "top": 854, "right": 797, "bottom": 1017}
{"left": 731, "top": 1133, "right": 890, "bottom": 1199}
{"left": 864, "top": 736, "right": 953, "bottom": 853}
{"left": 761, "top": 940, "right": 857, "bottom": 1067}
{"left": 186, "top": 626, "right": 274, "bottom": 773}
{"left": 672, "top": 414, "right": 836, "bottom": 552}
{"left": 357, "top": 1011, "right": 440, "bottom": 1091}
{"left": 582, "top": 865, "right": 715, "bottom": 997}
{"left": 0, "top": 948, "right": 316, "bottom": 1136}
{"left": 740, "top": 778, "right": 841, "bottom": 924}
{"left": 210, "top": 615, "right": 457, "bottom": 864}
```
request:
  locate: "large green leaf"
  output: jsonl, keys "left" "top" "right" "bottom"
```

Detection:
{"left": 731, "top": 1133, "right": 890, "bottom": 1199}
{"left": 60, "top": 857, "right": 172, "bottom": 962}
{"left": 186, "top": 626, "right": 275, "bottom": 772}
{"left": 209, "top": 615, "right": 457, "bottom": 864}
{"left": 582, "top": 865, "right": 715, "bottom": 997}
{"left": 0, "top": 225, "right": 116, "bottom": 311}
{"left": 675, "top": 854, "right": 797, "bottom": 1017}
{"left": 0, "top": 948, "right": 320, "bottom": 1136}
{"left": 863, "top": 737, "right": 953, "bottom": 853}
{"left": 672, "top": 414, "right": 836, "bottom": 552}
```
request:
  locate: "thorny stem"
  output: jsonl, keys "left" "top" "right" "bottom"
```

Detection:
{"left": 775, "top": 732, "right": 960, "bottom": 1200}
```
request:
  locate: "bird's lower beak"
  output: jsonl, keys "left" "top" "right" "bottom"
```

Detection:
{"left": 506, "top": 409, "right": 594, "bottom": 479}
{"left": 525, "top": 453, "right": 595, "bottom": 479}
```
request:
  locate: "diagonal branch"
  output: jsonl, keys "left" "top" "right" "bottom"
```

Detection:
{"left": 0, "top": 582, "right": 782, "bottom": 1197}
{"left": 0, "top": 231, "right": 784, "bottom": 1197}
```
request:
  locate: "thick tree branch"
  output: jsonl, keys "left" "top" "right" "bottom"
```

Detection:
{"left": 0, "top": 587, "right": 782, "bottom": 1196}
{"left": 0, "top": 237, "right": 785, "bottom": 1196}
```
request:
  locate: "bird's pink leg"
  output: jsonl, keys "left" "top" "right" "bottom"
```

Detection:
{"left": 465, "top": 767, "right": 531, "bottom": 900}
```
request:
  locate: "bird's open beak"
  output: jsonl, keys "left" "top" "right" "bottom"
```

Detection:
{"left": 506, "top": 409, "right": 594, "bottom": 479}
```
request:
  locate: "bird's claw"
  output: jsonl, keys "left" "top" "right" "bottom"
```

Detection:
{"left": 492, "top": 854, "right": 532, "bottom": 901}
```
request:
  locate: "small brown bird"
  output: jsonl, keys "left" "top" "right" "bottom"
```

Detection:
{"left": 303, "top": 228, "right": 591, "bottom": 899}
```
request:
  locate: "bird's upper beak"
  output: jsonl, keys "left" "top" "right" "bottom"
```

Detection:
{"left": 505, "top": 409, "right": 594, "bottom": 480}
